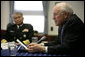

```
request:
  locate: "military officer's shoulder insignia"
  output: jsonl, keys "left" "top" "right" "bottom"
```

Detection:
{"left": 22, "top": 28, "right": 29, "bottom": 32}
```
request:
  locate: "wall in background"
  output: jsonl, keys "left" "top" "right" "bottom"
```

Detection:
{"left": 1, "top": 1, "right": 10, "bottom": 30}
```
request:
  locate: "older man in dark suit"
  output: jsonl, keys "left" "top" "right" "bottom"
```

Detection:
{"left": 27, "top": 2, "right": 84, "bottom": 56}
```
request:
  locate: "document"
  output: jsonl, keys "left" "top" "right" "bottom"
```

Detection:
{"left": 16, "top": 39, "right": 28, "bottom": 50}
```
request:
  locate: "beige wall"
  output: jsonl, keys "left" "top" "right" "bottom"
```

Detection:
{"left": 47, "top": 1, "right": 58, "bottom": 35}
{"left": 1, "top": 1, "right": 10, "bottom": 30}
{"left": 47, "top": 1, "right": 84, "bottom": 35}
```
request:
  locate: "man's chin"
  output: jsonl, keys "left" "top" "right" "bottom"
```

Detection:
{"left": 16, "top": 24, "right": 20, "bottom": 25}
{"left": 16, "top": 23, "right": 22, "bottom": 25}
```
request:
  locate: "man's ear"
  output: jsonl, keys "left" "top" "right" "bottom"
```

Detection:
{"left": 64, "top": 12, "right": 69, "bottom": 19}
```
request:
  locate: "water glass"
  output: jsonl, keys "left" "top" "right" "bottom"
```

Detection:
{"left": 8, "top": 41, "right": 17, "bottom": 56}
{"left": 32, "top": 37, "right": 38, "bottom": 43}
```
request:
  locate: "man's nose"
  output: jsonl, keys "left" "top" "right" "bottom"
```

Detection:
{"left": 16, "top": 18, "right": 19, "bottom": 21}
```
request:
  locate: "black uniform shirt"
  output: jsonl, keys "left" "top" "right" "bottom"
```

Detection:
{"left": 2, "top": 24, "right": 34, "bottom": 42}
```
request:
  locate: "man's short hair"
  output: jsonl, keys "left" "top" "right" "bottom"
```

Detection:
{"left": 13, "top": 12, "right": 23, "bottom": 16}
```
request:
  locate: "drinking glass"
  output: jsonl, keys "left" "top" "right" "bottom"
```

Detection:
{"left": 8, "top": 41, "right": 17, "bottom": 56}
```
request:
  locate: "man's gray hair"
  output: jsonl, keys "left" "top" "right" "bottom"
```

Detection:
{"left": 55, "top": 2, "right": 74, "bottom": 15}
{"left": 13, "top": 12, "right": 23, "bottom": 16}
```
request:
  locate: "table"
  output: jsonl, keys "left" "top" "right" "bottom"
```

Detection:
{"left": 1, "top": 45, "right": 67, "bottom": 56}
{"left": 1, "top": 49, "right": 58, "bottom": 56}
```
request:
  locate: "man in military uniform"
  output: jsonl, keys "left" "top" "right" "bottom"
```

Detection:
{"left": 1, "top": 12, "right": 34, "bottom": 43}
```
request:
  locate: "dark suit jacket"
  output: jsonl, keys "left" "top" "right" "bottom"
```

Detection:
{"left": 2, "top": 24, "right": 34, "bottom": 42}
{"left": 44, "top": 14, "right": 84, "bottom": 56}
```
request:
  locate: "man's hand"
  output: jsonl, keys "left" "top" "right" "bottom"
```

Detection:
{"left": 27, "top": 43, "right": 45, "bottom": 52}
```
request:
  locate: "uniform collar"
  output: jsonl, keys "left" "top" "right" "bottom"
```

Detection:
{"left": 17, "top": 24, "right": 23, "bottom": 28}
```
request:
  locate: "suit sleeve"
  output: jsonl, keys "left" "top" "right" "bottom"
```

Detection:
{"left": 47, "top": 18, "right": 84, "bottom": 55}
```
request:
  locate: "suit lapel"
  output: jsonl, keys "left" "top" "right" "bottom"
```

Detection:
{"left": 58, "top": 25, "right": 65, "bottom": 44}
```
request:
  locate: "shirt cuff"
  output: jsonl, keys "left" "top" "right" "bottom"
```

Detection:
{"left": 44, "top": 46, "right": 48, "bottom": 53}
{"left": 40, "top": 43, "right": 48, "bottom": 53}
{"left": 40, "top": 43, "right": 45, "bottom": 46}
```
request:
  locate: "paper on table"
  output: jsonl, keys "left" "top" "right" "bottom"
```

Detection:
{"left": 16, "top": 39, "right": 28, "bottom": 50}
{"left": 1, "top": 43, "right": 8, "bottom": 49}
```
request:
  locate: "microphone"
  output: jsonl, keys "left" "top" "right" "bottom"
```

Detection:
{"left": 37, "top": 36, "right": 46, "bottom": 43}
